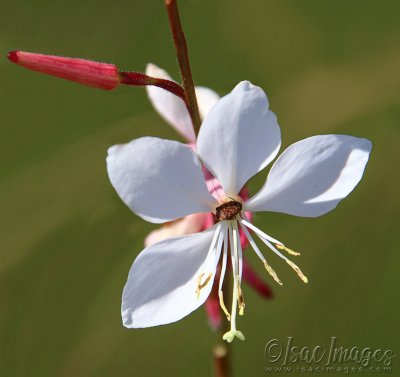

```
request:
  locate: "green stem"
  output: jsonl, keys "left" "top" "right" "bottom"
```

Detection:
{"left": 164, "top": 0, "right": 202, "bottom": 135}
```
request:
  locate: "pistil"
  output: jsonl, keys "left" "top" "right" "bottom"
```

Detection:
{"left": 222, "top": 221, "right": 245, "bottom": 343}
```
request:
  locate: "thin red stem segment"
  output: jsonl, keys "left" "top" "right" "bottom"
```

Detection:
{"left": 119, "top": 71, "right": 185, "bottom": 101}
{"left": 164, "top": 0, "right": 202, "bottom": 135}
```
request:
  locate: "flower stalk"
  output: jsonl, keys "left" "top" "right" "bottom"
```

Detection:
{"left": 119, "top": 71, "right": 185, "bottom": 101}
{"left": 164, "top": 0, "right": 202, "bottom": 135}
{"left": 213, "top": 344, "right": 230, "bottom": 377}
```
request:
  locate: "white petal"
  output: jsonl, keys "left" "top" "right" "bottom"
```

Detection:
{"left": 197, "top": 81, "right": 281, "bottom": 196}
{"left": 122, "top": 226, "right": 222, "bottom": 328}
{"left": 195, "top": 86, "right": 220, "bottom": 120}
{"left": 246, "top": 135, "right": 372, "bottom": 217}
{"left": 146, "top": 63, "right": 196, "bottom": 142}
{"left": 107, "top": 137, "right": 217, "bottom": 223}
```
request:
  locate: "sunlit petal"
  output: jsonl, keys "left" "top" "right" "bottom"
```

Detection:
{"left": 197, "top": 81, "right": 281, "bottom": 196}
{"left": 246, "top": 135, "right": 372, "bottom": 217}
{"left": 107, "top": 137, "right": 217, "bottom": 223}
{"left": 122, "top": 226, "right": 222, "bottom": 327}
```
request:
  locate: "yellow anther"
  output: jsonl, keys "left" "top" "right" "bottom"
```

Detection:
{"left": 276, "top": 244, "right": 301, "bottom": 256}
{"left": 237, "top": 284, "right": 245, "bottom": 316}
{"left": 264, "top": 262, "right": 283, "bottom": 286}
{"left": 195, "top": 272, "right": 212, "bottom": 299}
{"left": 218, "top": 291, "right": 231, "bottom": 321}
{"left": 286, "top": 260, "right": 308, "bottom": 283}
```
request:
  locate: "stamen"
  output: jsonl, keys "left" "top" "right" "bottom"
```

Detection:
{"left": 257, "top": 231, "right": 308, "bottom": 284}
{"left": 228, "top": 224, "right": 238, "bottom": 289}
{"left": 233, "top": 221, "right": 245, "bottom": 314}
{"left": 218, "top": 291, "right": 231, "bottom": 321}
{"left": 263, "top": 262, "right": 283, "bottom": 285}
{"left": 243, "top": 220, "right": 308, "bottom": 284}
{"left": 209, "top": 222, "right": 223, "bottom": 256}
{"left": 286, "top": 260, "right": 308, "bottom": 283}
{"left": 233, "top": 222, "right": 243, "bottom": 284}
{"left": 194, "top": 223, "right": 222, "bottom": 299}
{"left": 276, "top": 244, "right": 301, "bottom": 256}
{"left": 196, "top": 272, "right": 212, "bottom": 299}
{"left": 218, "top": 225, "right": 228, "bottom": 293}
{"left": 239, "top": 220, "right": 283, "bottom": 286}
{"left": 241, "top": 217, "right": 282, "bottom": 245}
{"left": 214, "top": 224, "right": 226, "bottom": 267}
{"left": 239, "top": 221, "right": 266, "bottom": 263}
{"left": 231, "top": 222, "right": 241, "bottom": 299}
{"left": 237, "top": 281, "right": 245, "bottom": 315}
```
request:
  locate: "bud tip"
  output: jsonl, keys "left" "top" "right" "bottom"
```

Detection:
{"left": 7, "top": 50, "right": 19, "bottom": 63}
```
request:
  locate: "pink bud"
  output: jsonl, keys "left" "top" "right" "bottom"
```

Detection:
{"left": 7, "top": 50, "right": 119, "bottom": 90}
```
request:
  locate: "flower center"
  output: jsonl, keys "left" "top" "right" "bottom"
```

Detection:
{"left": 215, "top": 200, "right": 242, "bottom": 222}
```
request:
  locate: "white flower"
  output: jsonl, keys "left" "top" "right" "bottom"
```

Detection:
{"left": 107, "top": 81, "right": 372, "bottom": 342}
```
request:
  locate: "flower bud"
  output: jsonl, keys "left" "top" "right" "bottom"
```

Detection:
{"left": 7, "top": 50, "right": 119, "bottom": 90}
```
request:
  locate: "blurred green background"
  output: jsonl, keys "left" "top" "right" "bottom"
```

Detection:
{"left": 1, "top": 0, "right": 399, "bottom": 376}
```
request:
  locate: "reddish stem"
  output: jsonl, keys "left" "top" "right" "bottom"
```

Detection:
{"left": 119, "top": 71, "right": 186, "bottom": 101}
{"left": 214, "top": 345, "right": 231, "bottom": 377}
{"left": 164, "top": 0, "right": 202, "bottom": 135}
